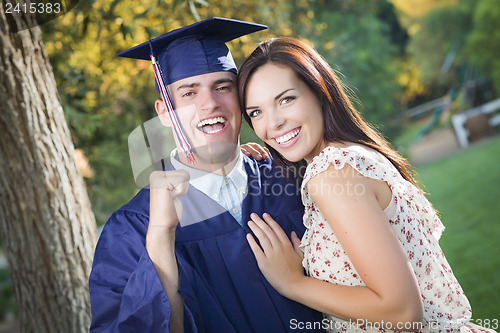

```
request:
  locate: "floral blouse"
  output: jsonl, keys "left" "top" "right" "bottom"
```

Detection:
{"left": 300, "top": 146, "right": 471, "bottom": 333}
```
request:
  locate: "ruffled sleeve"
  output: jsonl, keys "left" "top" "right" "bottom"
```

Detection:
{"left": 299, "top": 146, "right": 444, "bottom": 252}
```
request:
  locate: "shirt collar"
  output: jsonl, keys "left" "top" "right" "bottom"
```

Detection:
{"left": 169, "top": 149, "right": 247, "bottom": 198}
{"left": 225, "top": 152, "right": 248, "bottom": 194}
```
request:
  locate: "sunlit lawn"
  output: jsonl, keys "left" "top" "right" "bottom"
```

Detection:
{"left": 415, "top": 136, "right": 500, "bottom": 320}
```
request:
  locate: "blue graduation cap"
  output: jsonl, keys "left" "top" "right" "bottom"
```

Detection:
{"left": 117, "top": 17, "right": 267, "bottom": 85}
{"left": 117, "top": 17, "right": 267, "bottom": 163}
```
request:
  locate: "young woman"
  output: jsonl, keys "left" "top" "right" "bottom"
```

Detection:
{"left": 238, "top": 37, "right": 472, "bottom": 333}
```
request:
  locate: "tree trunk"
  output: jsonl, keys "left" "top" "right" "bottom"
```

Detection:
{"left": 0, "top": 2, "right": 98, "bottom": 332}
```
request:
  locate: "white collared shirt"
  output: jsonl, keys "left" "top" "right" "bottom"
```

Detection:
{"left": 170, "top": 150, "right": 247, "bottom": 224}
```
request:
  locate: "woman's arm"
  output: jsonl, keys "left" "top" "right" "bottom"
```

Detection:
{"left": 247, "top": 164, "right": 423, "bottom": 329}
{"left": 240, "top": 142, "right": 269, "bottom": 160}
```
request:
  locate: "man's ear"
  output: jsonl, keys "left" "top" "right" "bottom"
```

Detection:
{"left": 155, "top": 99, "right": 173, "bottom": 127}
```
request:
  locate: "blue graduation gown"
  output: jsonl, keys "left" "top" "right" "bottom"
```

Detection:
{"left": 89, "top": 156, "right": 324, "bottom": 332}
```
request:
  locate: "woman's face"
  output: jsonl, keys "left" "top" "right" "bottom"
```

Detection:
{"left": 245, "top": 63, "right": 326, "bottom": 163}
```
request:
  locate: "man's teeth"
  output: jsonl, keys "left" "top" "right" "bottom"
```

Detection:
{"left": 197, "top": 116, "right": 226, "bottom": 134}
{"left": 275, "top": 128, "right": 300, "bottom": 144}
{"left": 205, "top": 128, "right": 223, "bottom": 134}
{"left": 197, "top": 117, "right": 226, "bottom": 128}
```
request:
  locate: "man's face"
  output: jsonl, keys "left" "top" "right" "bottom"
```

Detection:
{"left": 166, "top": 71, "right": 241, "bottom": 166}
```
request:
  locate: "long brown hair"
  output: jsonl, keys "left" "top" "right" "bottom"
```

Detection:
{"left": 238, "top": 37, "right": 421, "bottom": 190}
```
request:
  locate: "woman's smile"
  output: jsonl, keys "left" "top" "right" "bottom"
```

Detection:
{"left": 245, "top": 63, "right": 326, "bottom": 162}
{"left": 273, "top": 127, "right": 301, "bottom": 145}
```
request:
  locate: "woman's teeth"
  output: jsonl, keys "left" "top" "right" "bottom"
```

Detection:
{"left": 275, "top": 128, "right": 300, "bottom": 144}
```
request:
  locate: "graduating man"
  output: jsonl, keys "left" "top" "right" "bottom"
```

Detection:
{"left": 89, "top": 17, "right": 323, "bottom": 332}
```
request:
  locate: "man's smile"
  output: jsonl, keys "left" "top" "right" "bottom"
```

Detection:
{"left": 196, "top": 116, "right": 227, "bottom": 134}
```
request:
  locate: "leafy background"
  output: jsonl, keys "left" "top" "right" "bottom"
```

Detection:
{"left": 40, "top": 0, "right": 500, "bottom": 224}
{"left": 1, "top": 0, "right": 499, "bottom": 324}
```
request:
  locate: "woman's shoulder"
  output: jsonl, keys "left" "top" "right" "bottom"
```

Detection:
{"left": 322, "top": 142, "right": 385, "bottom": 161}
{"left": 307, "top": 142, "right": 386, "bottom": 171}
{"left": 302, "top": 143, "right": 400, "bottom": 189}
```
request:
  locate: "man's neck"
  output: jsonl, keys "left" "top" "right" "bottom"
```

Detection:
{"left": 177, "top": 149, "right": 240, "bottom": 176}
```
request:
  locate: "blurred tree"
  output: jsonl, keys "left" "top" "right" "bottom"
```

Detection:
{"left": 407, "top": 1, "right": 473, "bottom": 89}
{"left": 465, "top": 0, "right": 500, "bottom": 93}
{"left": 391, "top": 0, "right": 438, "bottom": 107}
{"left": 0, "top": 1, "right": 97, "bottom": 331}
{"left": 391, "top": 0, "right": 444, "bottom": 28}
{"left": 298, "top": 0, "right": 407, "bottom": 137}
{"left": 401, "top": 0, "right": 500, "bottom": 109}
{"left": 375, "top": 0, "right": 409, "bottom": 55}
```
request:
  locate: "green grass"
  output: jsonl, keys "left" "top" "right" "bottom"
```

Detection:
{"left": 415, "top": 136, "right": 500, "bottom": 320}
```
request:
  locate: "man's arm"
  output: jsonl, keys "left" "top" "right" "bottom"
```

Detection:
{"left": 146, "top": 229, "right": 183, "bottom": 332}
{"left": 89, "top": 170, "right": 191, "bottom": 332}
{"left": 89, "top": 210, "right": 174, "bottom": 332}
{"left": 148, "top": 170, "right": 190, "bottom": 333}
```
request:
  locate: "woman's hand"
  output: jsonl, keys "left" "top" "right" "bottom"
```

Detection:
{"left": 241, "top": 142, "right": 269, "bottom": 160}
{"left": 246, "top": 213, "right": 305, "bottom": 298}
{"left": 465, "top": 322, "right": 498, "bottom": 333}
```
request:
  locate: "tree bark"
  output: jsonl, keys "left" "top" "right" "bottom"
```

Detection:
{"left": 0, "top": 1, "right": 98, "bottom": 332}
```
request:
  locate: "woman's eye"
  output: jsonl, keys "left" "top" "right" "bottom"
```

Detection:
{"left": 280, "top": 96, "right": 295, "bottom": 105}
{"left": 248, "top": 109, "right": 262, "bottom": 118}
{"left": 182, "top": 92, "right": 194, "bottom": 98}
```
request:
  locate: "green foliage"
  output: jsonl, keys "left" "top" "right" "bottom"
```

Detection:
{"left": 408, "top": 1, "right": 474, "bottom": 87}
{"left": 465, "top": 0, "right": 500, "bottom": 93}
{"left": 405, "top": 0, "right": 500, "bottom": 105}
{"left": 302, "top": 0, "right": 406, "bottom": 137}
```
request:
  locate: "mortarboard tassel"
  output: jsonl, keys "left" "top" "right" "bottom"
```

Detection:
{"left": 149, "top": 41, "right": 196, "bottom": 164}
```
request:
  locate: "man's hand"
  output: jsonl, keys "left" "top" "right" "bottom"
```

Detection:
{"left": 149, "top": 170, "right": 190, "bottom": 232}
